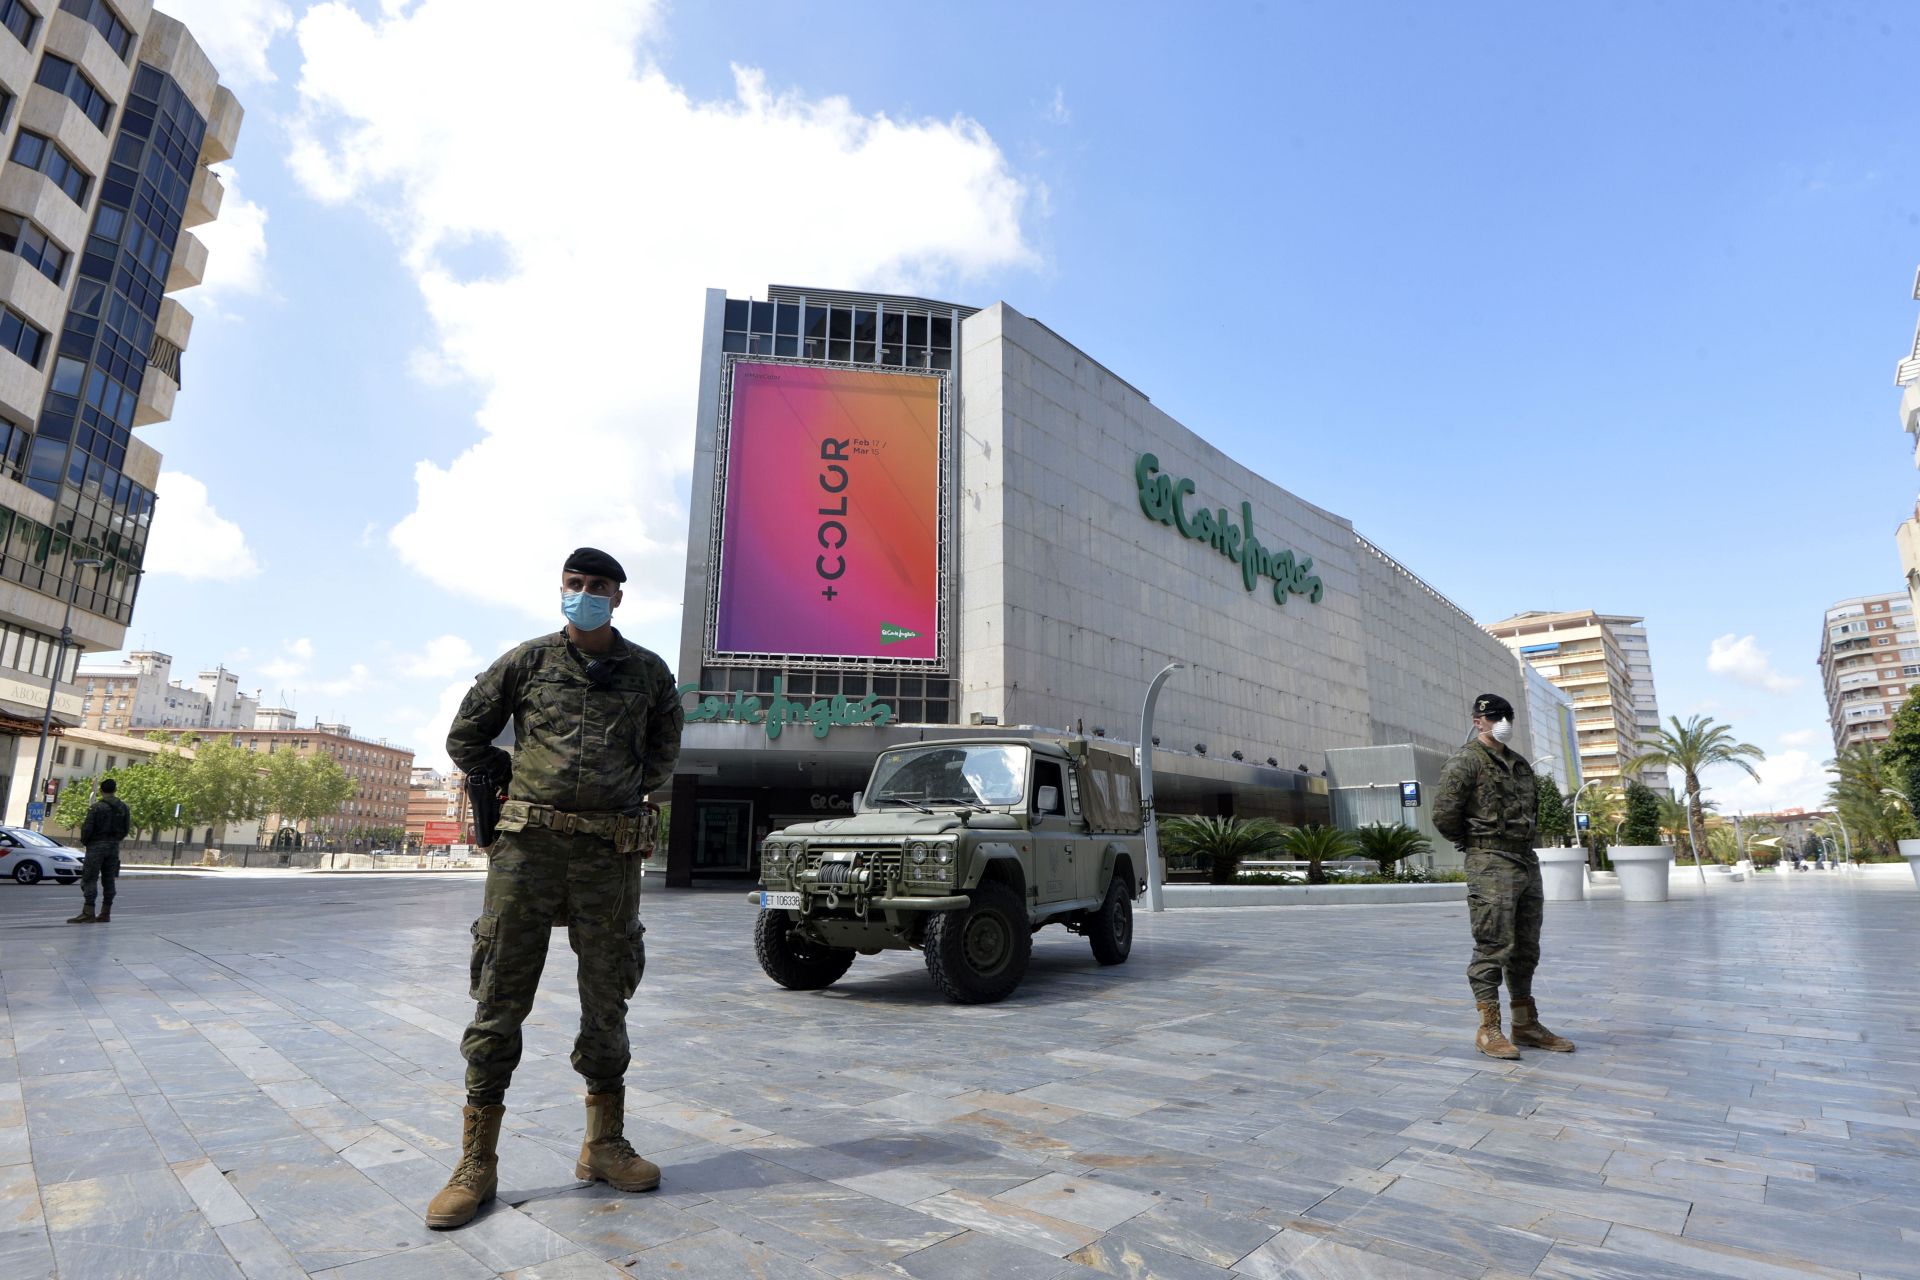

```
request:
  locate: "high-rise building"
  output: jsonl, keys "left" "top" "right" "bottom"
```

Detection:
{"left": 1816, "top": 591, "right": 1918, "bottom": 752}
{"left": 1894, "top": 268, "right": 1920, "bottom": 618}
{"left": 1484, "top": 610, "right": 1666, "bottom": 793}
{"left": 0, "top": 6, "right": 243, "bottom": 813}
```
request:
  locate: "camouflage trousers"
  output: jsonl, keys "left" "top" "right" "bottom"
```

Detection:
{"left": 80, "top": 842, "right": 121, "bottom": 907}
{"left": 461, "top": 826, "right": 646, "bottom": 1106}
{"left": 1464, "top": 849, "right": 1543, "bottom": 1004}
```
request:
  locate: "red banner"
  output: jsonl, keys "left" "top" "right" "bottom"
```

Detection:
{"left": 424, "top": 821, "right": 461, "bottom": 845}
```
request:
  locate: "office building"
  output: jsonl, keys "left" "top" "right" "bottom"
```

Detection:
{"left": 0, "top": 3, "right": 243, "bottom": 814}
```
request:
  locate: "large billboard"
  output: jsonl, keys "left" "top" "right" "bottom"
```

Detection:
{"left": 715, "top": 362, "right": 942, "bottom": 661}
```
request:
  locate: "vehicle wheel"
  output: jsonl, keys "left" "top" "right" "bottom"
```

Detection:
{"left": 1087, "top": 875, "right": 1133, "bottom": 966}
{"left": 754, "top": 910, "right": 855, "bottom": 990}
{"left": 13, "top": 861, "right": 41, "bottom": 884}
{"left": 923, "top": 880, "right": 1031, "bottom": 1004}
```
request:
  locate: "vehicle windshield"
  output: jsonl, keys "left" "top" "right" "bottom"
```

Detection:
{"left": 868, "top": 744, "right": 1029, "bottom": 809}
{"left": 8, "top": 829, "right": 61, "bottom": 847}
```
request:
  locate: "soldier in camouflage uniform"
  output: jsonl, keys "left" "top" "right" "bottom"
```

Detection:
{"left": 68, "top": 777, "right": 131, "bottom": 924}
{"left": 427, "top": 547, "right": 685, "bottom": 1230}
{"left": 1433, "top": 693, "right": 1575, "bottom": 1060}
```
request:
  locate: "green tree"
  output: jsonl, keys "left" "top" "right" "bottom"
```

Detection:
{"left": 1626, "top": 715, "right": 1764, "bottom": 876}
{"left": 1159, "top": 815, "right": 1289, "bottom": 884}
{"left": 1620, "top": 781, "right": 1662, "bottom": 845}
{"left": 260, "top": 750, "right": 357, "bottom": 836}
{"left": 1534, "top": 776, "right": 1571, "bottom": 847}
{"left": 52, "top": 773, "right": 98, "bottom": 829}
{"left": 116, "top": 757, "right": 189, "bottom": 840}
{"left": 1878, "top": 692, "right": 1920, "bottom": 820}
{"left": 179, "top": 739, "right": 264, "bottom": 839}
{"left": 1823, "top": 741, "right": 1915, "bottom": 858}
{"left": 1352, "top": 823, "right": 1432, "bottom": 877}
{"left": 1277, "top": 824, "right": 1360, "bottom": 885}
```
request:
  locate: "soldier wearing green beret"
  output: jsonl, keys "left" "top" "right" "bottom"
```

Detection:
{"left": 427, "top": 547, "right": 685, "bottom": 1230}
{"left": 1433, "top": 693, "right": 1575, "bottom": 1060}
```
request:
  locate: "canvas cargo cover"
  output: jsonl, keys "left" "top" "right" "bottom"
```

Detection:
{"left": 1076, "top": 742, "right": 1143, "bottom": 833}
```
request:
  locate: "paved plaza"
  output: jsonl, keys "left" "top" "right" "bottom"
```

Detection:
{"left": 2, "top": 869, "right": 1918, "bottom": 1279}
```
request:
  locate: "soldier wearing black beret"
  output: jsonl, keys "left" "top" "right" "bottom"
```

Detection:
{"left": 1432, "top": 693, "right": 1576, "bottom": 1059}
{"left": 428, "top": 546, "right": 685, "bottom": 1229}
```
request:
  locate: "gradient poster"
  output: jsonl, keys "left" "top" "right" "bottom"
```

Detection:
{"left": 716, "top": 362, "right": 941, "bottom": 660}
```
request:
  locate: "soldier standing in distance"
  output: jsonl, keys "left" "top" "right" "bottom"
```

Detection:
{"left": 68, "top": 777, "right": 131, "bottom": 924}
{"left": 427, "top": 547, "right": 685, "bottom": 1231}
{"left": 1432, "top": 693, "right": 1576, "bottom": 1059}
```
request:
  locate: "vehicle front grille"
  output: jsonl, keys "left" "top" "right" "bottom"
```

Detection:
{"left": 802, "top": 847, "right": 902, "bottom": 890}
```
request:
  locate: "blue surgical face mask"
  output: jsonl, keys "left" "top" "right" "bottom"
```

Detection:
{"left": 561, "top": 590, "right": 613, "bottom": 631}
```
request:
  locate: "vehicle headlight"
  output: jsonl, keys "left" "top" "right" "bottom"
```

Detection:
{"left": 763, "top": 845, "right": 782, "bottom": 864}
{"left": 908, "top": 841, "right": 929, "bottom": 864}
{"left": 935, "top": 843, "right": 954, "bottom": 864}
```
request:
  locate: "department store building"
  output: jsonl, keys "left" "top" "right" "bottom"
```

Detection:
{"left": 662, "top": 286, "right": 1530, "bottom": 884}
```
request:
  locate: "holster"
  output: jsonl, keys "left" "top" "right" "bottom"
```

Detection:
{"left": 466, "top": 767, "right": 508, "bottom": 849}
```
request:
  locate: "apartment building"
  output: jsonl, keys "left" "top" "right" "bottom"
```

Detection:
{"left": 1817, "top": 591, "right": 1918, "bottom": 751}
{"left": 76, "top": 649, "right": 257, "bottom": 730}
{"left": 1484, "top": 609, "right": 1667, "bottom": 793}
{"left": 1894, "top": 267, "right": 1920, "bottom": 618}
{"left": 184, "top": 721, "right": 415, "bottom": 844}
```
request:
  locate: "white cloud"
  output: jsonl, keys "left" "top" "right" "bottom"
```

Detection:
{"left": 409, "top": 678, "right": 475, "bottom": 773}
{"left": 142, "top": 472, "right": 261, "bottom": 580}
{"left": 186, "top": 164, "right": 270, "bottom": 305}
{"left": 1046, "top": 87, "right": 1070, "bottom": 124}
{"left": 316, "top": 662, "right": 373, "bottom": 697}
{"left": 1704, "top": 749, "right": 1827, "bottom": 814}
{"left": 398, "top": 634, "right": 481, "bottom": 679}
{"left": 287, "top": 0, "right": 1037, "bottom": 623}
{"left": 153, "top": 0, "right": 294, "bottom": 86}
{"left": 1707, "top": 634, "right": 1802, "bottom": 694}
{"left": 1779, "top": 728, "right": 1823, "bottom": 749}
{"left": 258, "top": 636, "right": 312, "bottom": 682}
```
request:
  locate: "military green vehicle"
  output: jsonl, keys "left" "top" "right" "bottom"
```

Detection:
{"left": 748, "top": 737, "right": 1147, "bottom": 1003}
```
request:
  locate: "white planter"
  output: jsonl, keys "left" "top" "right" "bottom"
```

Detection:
{"left": 1535, "top": 846, "right": 1587, "bottom": 901}
{"left": 1609, "top": 845, "right": 1675, "bottom": 902}
{"left": 1901, "top": 840, "right": 1920, "bottom": 890}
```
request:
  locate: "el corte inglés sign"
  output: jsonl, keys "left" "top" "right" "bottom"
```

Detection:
{"left": 1134, "top": 453, "right": 1324, "bottom": 606}
{"left": 680, "top": 677, "right": 895, "bottom": 741}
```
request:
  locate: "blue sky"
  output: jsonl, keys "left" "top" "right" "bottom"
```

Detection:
{"left": 131, "top": 1, "right": 1917, "bottom": 806}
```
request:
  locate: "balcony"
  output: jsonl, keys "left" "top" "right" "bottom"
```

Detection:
{"left": 202, "top": 86, "right": 243, "bottom": 165}
{"left": 184, "top": 165, "right": 224, "bottom": 228}
{"left": 134, "top": 350, "right": 178, "bottom": 427}
{"left": 166, "top": 231, "right": 207, "bottom": 292}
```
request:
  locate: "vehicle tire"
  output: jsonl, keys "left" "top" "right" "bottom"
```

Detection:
{"left": 13, "top": 860, "right": 41, "bottom": 884}
{"left": 1087, "top": 875, "right": 1133, "bottom": 966}
{"left": 923, "top": 880, "right": 1031, "bottom": 1004}
{"left": 754, "top": 910, "right": 855, "bottom": 991}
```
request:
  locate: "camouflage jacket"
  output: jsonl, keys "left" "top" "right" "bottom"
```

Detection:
{"left": 446, "top": 630, "right": 684, "bottom": 815}
{"left": 81, "top": 795, "right": 131, "bottom": 846}
{"left": 1432, "top": 738, "right": 1537, "bottom": 855}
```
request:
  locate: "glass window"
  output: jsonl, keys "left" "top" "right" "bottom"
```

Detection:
{"left": 58, "top": 0, "right": 132, "bottom": 60}
{"left": 2, "top": 0, "right": 37, "bottom": 49}
{"left": 748, "top": 300, "right": 773, "bottom": 333}
{"left": 10, "top": 131, "right": 44, "bottom": 168}
{"left": 722, "top": 298, "right": 748, "bottom": 331}
{"left": 35, "top": 54, "right": 113, "bottom": 131}
{"left": 868, "top": 743, "right": 1030, "bottom": 809}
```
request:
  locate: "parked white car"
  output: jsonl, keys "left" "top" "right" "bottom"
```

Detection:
{"left": 0, "top": 827, "right": 85, "bottom": 884}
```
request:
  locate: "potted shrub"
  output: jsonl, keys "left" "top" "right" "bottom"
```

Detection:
{"left": 1609, "top": 781, "right": 1673, "bottom": 901}
{"left": 1534, "top": 776, "right": 1587, "bottom": 902}
{"left": 1353, "top": 823, "right": 1432, "bottom": 879}
{"left": 1158, "top": 815, "right": 1288, "bottom": 885}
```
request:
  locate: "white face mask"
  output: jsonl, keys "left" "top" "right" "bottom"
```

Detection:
{"left": 1489, "top": 718, "right": 1514, "bottom": 744}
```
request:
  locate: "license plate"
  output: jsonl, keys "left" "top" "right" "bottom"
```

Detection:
{"left": 760, "top": 891, "right": 802, "bottom": 910}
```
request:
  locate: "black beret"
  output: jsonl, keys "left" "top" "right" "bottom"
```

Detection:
{"left": 563, "top": 547, "right": 625, "bottom": 583}
{"left": 1473, "top": 693, "right": 1514, "bottom": 720}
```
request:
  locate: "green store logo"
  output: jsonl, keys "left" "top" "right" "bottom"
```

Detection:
{"left": 879, "top": 623, "right": 921, "bottom": 645}
{"left": 1135, "top": 453, "right": 1324, "bottom": 606}
{"left": 679, "top": 677, "right": 895, "bottom": 741}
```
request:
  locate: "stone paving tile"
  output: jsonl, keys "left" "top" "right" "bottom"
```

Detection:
{"left": 6, "top": 872, "right": 1920, "bottom": 1276}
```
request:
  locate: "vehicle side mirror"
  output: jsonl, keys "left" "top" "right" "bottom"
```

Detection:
{"left": 1036, "top": 785, "right": 1060, "bottom": 816}
{"left": 852, "top": 790, "right": 864, "bottom": 815}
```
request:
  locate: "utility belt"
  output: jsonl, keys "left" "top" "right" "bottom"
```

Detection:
{"left": 498, "top": 800, "right": 658, "bottom": 855}
{"left": 1466, "top": 835, "right": 1537, "bottom": 857}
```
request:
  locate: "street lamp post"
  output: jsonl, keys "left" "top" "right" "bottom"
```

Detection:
{"left": 25, "top": 556, "right": 103, "bottom": 829}
{"left": 1138, "top": 660, "right": 1184, "bottom": 914}
{"left": 1568, "top": 778, "right": 1600, "bottom": 860}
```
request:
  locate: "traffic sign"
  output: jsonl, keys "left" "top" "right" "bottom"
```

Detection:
{"left": 26, "top": 801, "right": 45, "bottom": 823}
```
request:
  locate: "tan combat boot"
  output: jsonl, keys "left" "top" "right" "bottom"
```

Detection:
{"left": 576, "top": 1091, "right": 660, "bottom": 1192}
{"left": 1510, "top": 998, "right": 1575, "bottom": 1052}
{"left": 426, "top": 1104, "right": 504, "bottom": 1229}
{"left": 1475, "top": 1001, "right": 1521, "bottom": 1060}
{"left": 66, "top": 906, "right": 96, "bottom": 924}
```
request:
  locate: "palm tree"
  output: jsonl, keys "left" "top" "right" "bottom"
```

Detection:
{"left": 1159, "top": 815, "right": 1290, "bottom": 884}
{"left": 1277, "top": 824, "right": 1361, "bottom": 885}
{"left": 1626, "top": 715, "right": 1764, "bottom": 883}
{"left": 1824, "top": 742, "right": 1917, "bottom": 858}
{"left": 1352, "top": 823, "right": 1432, "bottom": 878}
